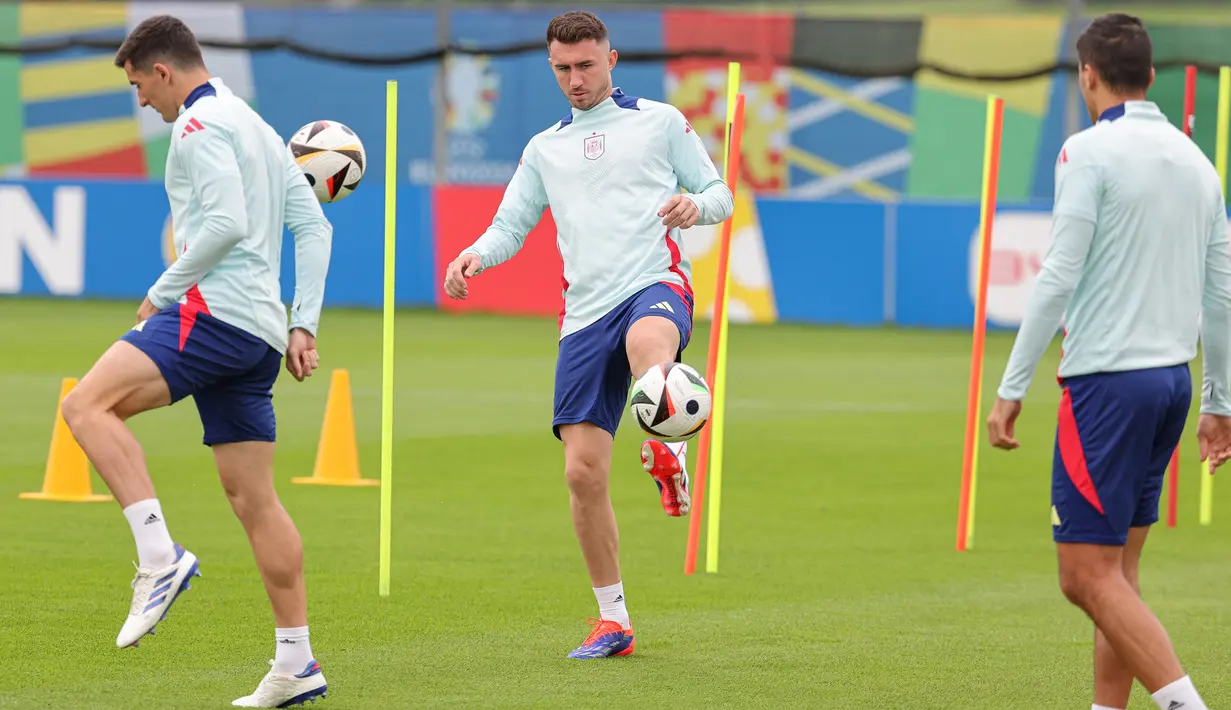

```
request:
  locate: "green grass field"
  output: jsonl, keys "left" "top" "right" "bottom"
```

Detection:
{"left": 1, "top": 298, "right": 1229, "bottom": 709}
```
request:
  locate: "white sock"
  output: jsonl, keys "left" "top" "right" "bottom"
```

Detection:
{"left": 594, "top": 582, "right": 629, "bottom": 628}
{"left": 1093, "top": 704, "right": 1124, "bottom": 710}
{"left": 1152, "top": 676, "right": 1206, "bottom": 710}
{"left": 274, "top": 626, "right": 314, "bottom": 675}
{"left": 666, "top": 441, "right": 688, "bottom": 474}
{"left": 122, "top": 499, "right": 176, "bottom": 570}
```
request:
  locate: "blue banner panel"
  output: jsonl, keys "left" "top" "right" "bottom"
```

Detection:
{"left": 244, "top": 8, "right": 439, "bottom": 188}
{"left": 893, "top": 201, "right": 979, "bottom": 329}
{"left": 759, "top": 199, "right": 886, "bottom": 325}
{"left": 0, "top": 179, "right": 435, "bottom": 309}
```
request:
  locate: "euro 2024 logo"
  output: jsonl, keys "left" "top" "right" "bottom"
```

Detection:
{"left": 445, "top": 55, "right": 499, "bottom": 136}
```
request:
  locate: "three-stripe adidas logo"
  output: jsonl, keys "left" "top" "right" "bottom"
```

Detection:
{"left": 649, "top": 301, "right": 675, "bottom": 314}
{"left": 180, "top": 117, "right": 205, "bottom": 139}
{"left": 144, "top": 513, "right": 160, "bottom": 525}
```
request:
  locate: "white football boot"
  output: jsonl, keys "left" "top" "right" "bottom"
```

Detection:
{"left": 233, "top": 659, "right": 327, "bottom": 708}
{"left": 116, "top": 542, "right": 201, "bottom": 648}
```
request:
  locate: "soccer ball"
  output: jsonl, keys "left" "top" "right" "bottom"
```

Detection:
{"left": 288, "top": 120, "right": 366, "bottom": 204}
{"left": 629, "top": 362, "right": 712, "bottom": 442}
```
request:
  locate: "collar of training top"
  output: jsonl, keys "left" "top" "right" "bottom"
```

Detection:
{"left": 1097, "top": 100, "right": 1161, "bottom": 124}
{"left": 558, "top": 87, "right": 640, "bottom": 130}
{"left": 178, "top": 78, "right": 222, "bottom": 115}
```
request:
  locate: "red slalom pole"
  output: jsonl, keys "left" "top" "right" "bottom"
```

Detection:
{"left": 1168, "top": 65, "right": 1197, "bottom": 529}
{"left": 956, "top": 95, "right": 1004, "bottom": 553}
{"left": 1184, "top": 64, "right": 1197, "bottom": 138}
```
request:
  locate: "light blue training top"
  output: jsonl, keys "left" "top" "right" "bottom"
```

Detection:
{"left": 459, "top": 88, "right": 734, "bottom": 339}
{"left": 150, "top": 77, "right": 332, "bottom": 354}
{"left": 997, "top": 100, "right": 1231, "bottom": 415}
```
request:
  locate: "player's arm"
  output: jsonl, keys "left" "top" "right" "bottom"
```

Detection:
{"left": 996, "top": 146, "right": 1098, "bottom": 402}
{"left": 147, "top": 122, "right": 249, "bottom": 309}
{"left": 665, "top": 108, "right": 733, "bottom": 226}
{"left": 458, "top": 140, "right": 549, "bottom": 274}
{"left": 282, "top": 147, "right": 333, "bottom": 337}
{"left": 1201, "top": 205, "right": 1231, "bottom": 415}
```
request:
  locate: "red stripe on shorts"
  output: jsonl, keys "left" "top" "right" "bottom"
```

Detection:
{"left": 1057, "top": 386, "right": 1105, "bottom": 514}
{"left": 661, "top": 282, "right": 693, "bottom": 317}
{"left": 178, "top": 285, "right": 211, "bottom": 351}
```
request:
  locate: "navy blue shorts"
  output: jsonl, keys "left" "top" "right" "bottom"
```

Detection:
{"left": 1052, "top": 364, "right": 1190, "bottom": 545}
{"left": 121, "top": 304, "right": 282, "bottom": 446}
{"left": 553, "top": 282, "right": 694, "bottom": 440}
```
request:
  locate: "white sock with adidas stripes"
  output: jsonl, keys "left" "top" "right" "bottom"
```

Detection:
{"left": 594, "top": 581, "right": 629, "bottom": 628}
{"left": 123, "top": 498, "right": 176, "bottom": 570}
{"left": 1151, "top": 675, "right": 1207, "bottom": 710}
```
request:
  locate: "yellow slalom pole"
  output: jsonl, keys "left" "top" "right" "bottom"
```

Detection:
{"left": 1217, "top": 66, "right": 1229, "bottom": 192}
{"left": 721, "top": 62, "right": 740, "bottom": 176}
{"left": 379, "top": 80, "right": 398, "bottom": 595}
{"left": 704, "top": 62, "right": 741, "bottom": 574}
{"left": 1201, "top": 67, "right": 1230, "bottom": 526}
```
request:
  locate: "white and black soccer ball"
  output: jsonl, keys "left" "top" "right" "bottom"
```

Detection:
{"left": 288, "top": 120, "right": 366, "bottom": 204}
{"left": 630, "top": 362, "right": 712, "bottom": 442}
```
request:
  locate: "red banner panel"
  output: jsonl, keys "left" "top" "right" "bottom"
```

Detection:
{"left": 663, "top": 10, "right": 795, "bottom": 81}
{"left": 433, "top": 185, "right": 563, "bottom": 318}
{"left": 663, "top": 11, "right": 794, "bottom": 192}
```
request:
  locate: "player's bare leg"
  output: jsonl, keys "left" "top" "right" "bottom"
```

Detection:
{"left": 627, "top": 315, "right": 691, "bottom": 516}
{"left": 217, "top": 441, "right": 326, "bottom": 707}
{"left": 626, "top": 315, "right": 681, "bottom": 378}
{"left": 1057, "top": 541, "right": 1207, "bottom": 709}
{"left": 560, "top": 423, "right": 619, "bottom": 587}
{"left": 62, "top": 339, "right": 200, "bottom": 648}
{"left": 215, "top": 442, "right": 307, "bottom": 628}
{"left": 1092, "top": 526, "right": 1148, "bottom": 709}
{"left": 62, "top": 340, "right": 170, "bottom": 507}
{"left": 558, "top": 422, "right": 634, "bottom": 659}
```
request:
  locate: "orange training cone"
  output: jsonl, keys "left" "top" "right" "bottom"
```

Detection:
{"left": 20, "top": 377, "right": 113, "bottom": 503}
{"left": 293, "top": 369, "right": 378, "bottom": 486}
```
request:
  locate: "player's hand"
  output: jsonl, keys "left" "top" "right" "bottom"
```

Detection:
{"left": 659, "top": 195, "right": 700, "bottom": 230}
{"left": 286, "top": 328, "right": 319, "bottom": 382}
{"left": 136, "top": 297, "right": 158, "bottom": 324}
{"left": 1197, "top": 413, "right": 1231, "bottom": 471}
{"left": 987, "top": 397, "right": 1022, "bottom": 450}
{"left": 444, "top": 253, "right": 482, "bottom": 300}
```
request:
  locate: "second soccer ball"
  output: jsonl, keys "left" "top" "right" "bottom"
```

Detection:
{"left": 288, "top": 120, "right": 366, "bottom": 204}
{"left": 630, "top": 362, "right": 712, "bottom": 442}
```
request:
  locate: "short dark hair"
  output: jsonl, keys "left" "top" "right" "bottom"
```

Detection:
{"left": 546, "top": 11, "right": 608, "bottom": 47}
{"left": 1076, "top": 13, "right": 1152, "bottom": 93}
{"left": 114, "top": 15, "right": 205, "bottom": 71}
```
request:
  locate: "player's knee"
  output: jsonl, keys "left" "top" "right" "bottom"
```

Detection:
{"left": 220, "top": 478, "right": 276, "bottom": 521}
{"left": 1058, "top": 569, "right": 1087, "bottom": 608}
{"left": 1058, "top": 565, "right": 1113, "bottom": 611}
{"left": 60, "top": 389, "right": 95, "bottom": 435}
{"left": 564, "top": 452, "right": 608, "bottom": 499}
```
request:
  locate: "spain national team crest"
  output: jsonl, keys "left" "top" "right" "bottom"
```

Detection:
{"left": 583, "top": 133, "right": 605, "bottom": 160}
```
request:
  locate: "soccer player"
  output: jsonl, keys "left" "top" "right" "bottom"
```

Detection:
{"left": 59, "top": 15, "right": 330, "bottom": 707}
{"left": 443, "top": 10, "right": 733, "bottom": 659}
{"left": 986, "top": 14, "right": 1230, "bottom": 710}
